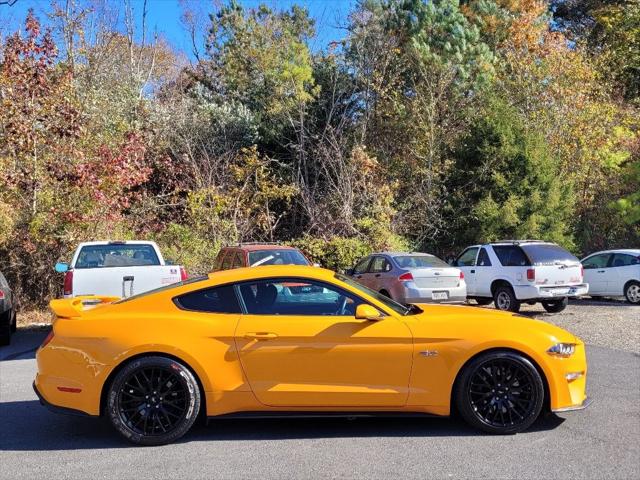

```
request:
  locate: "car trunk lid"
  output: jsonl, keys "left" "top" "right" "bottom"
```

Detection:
{"left": 410, "top": 267, "right": 461, "bottom": 288}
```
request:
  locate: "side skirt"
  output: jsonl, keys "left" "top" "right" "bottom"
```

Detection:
{"left": 207, "top": 411, "right": 447, "bottom": 422}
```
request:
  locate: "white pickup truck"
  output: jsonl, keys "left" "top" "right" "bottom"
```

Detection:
{"left": 55, "top": 241, "right": 187, "bottom": 298}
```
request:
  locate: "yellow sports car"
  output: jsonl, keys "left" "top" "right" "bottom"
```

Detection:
{"left": 34, "top": 265, "right": 589, "bottom": 445}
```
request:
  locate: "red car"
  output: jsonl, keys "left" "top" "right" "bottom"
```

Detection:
{"left": 213, "top": 243, "right": 312, "bottom": 271}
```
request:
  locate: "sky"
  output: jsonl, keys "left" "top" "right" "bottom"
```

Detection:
{"left": 0, "top": 0, "right": 357, "bottom": 59}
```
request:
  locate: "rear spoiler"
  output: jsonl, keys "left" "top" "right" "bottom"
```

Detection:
{"left": 49, "top": 295, "right": 120, "bottom": 319}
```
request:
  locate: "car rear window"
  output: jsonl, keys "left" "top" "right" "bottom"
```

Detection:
{"left": 394, "top": 255, "right": 448, "bottom": 268}
{"left": 248, "top": 249, "right": 309, "bottom": 267}
{"left": 520, "top": 244, "right": 578, "bottom": 266}
{"left": 493, "top": 246, "right": 531, "bottom": 267}
{"left": 75, "top": 244, "right": 160, "bottom": 269}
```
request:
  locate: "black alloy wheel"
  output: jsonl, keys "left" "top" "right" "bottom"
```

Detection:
{"left": 455, "top": 351, "right": 544, "bottom": 434}
{"left": 107, "top": 356, "right": 201, "bottom": 446}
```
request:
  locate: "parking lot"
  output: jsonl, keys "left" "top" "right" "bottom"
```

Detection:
{"left": 1, "top": 300, "right": 639, "bottom": 479}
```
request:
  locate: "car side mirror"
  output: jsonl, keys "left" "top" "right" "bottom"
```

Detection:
{"left": 355, "top": 304, "right": 384, "bottom": 321}
{"left": 55, "top": 262, "right": 69, "bottom": 273}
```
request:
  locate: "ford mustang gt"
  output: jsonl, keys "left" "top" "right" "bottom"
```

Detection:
{"left": 34, "top": 265, "right": 589, "bottom": 445}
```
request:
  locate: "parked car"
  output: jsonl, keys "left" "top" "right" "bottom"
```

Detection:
{"left": 0, "top": 270, "right": 17, "bottom": 346}
{"left": 581, "top": 249, "right": 640, "bottom": 304}
{"left": 36, "top": 265, "right": 589, "bottom": 445}
{"left": 346, "top": 252, "right": 466, "bottom": 303}
{"left": 452, "top": 240, "right": 588, "bottom": 313}
{"left": 56, "top": 241, "right": 187, "bottom": 299}
{"left": 213, "top": 243, "right": 312, "bottom": 270}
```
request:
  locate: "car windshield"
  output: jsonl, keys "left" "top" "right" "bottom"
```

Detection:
{"left": 335, "top": 273, "right": 411, "bottom": 316}
{"left": 114, "top": 275, "right": 209, "bottom": 304}
{"left": 248, "top": 249, "right": 309, "bottom": 267}
{"left": 394, "top": 255, "right": 449, "bottom": 268}
{"left": 521, "top": 244, "right": 579, "bottom": 266}
{"left": 75, "top": 244, "right": 160, "bottom": 269}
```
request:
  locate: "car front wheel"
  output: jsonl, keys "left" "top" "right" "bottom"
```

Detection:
{"left": 455, "top": 351, "right": 545, "bottom": 434}
{"left": 542, "top": 297, "right": 568, "bottom": 313}
{"left": 106, "top": 356, "right": 201, "bottom": 446}
{"left": 625, "top": 281, "right": 640, "bottom": 304}
{"left": 493, "top": 286, "right": 520, "bottom": 313}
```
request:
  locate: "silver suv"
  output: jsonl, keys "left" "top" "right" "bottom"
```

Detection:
{"left": 452, "top": 240, "right": 588, "bottom": 313}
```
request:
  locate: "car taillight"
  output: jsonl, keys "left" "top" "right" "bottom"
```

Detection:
{"left": 459, "top": 271, "right": 464, "bottom": 280}
{"left": 40, "top": 330, "right": 54, "bottom": 349}
{"left": 398, "top": 272, "right": 414, "bottom": 281}
{"left": 0, "top": 290, "right": 4, "bottom": 299}
{"left": 180, "top": 266, "right": 188, "bottom": 281}
{"left": 526, "top": 268, "right": 535, "bottom": 281}
{"left": 63, "top": 270, "right": 73, "bottom": 296}
{"left": 580, "top": 265, "right": 584, "bottom": 279}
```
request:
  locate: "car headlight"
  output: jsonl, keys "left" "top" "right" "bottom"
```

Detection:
{"left": 547, "top": 343, "right": 576, "bottom": 357}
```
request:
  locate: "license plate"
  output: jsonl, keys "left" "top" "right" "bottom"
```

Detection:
{"left": 568, "top": 287, "right": 577, "bottom": 295}
{"left": 432, "top": 291, "right": 449, "bottom": 300}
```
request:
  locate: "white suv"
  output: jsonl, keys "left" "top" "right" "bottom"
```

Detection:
{"left": 452, "top": 240, "right": 589, "bottom": 313}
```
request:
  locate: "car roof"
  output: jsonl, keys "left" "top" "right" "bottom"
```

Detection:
{"left": 372, "top": 252, "right": 437, "bottom": 257}
{"left": 584, "top": 249, "right": 640, "bottom": 256}
{"left": 487, "top": 240, "right": 549, "bottom": 245}
{"left": 223, "top": 244, "right": 300, "bottom": 252}
{"left": 207, "top": 265, "right": 335, "bottom": 282}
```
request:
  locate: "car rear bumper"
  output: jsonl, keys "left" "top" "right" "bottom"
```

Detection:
{"left": 513, "top": 283, "right": 589, "bottom": 300}
{"left": 401, "top": 284, "right": 467, "bottom": 303}
{"left": 33, "top": 381, "right": 91, "bottom": 417}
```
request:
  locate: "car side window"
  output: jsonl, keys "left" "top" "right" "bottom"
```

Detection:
{"left": 231, "top": 252, "right": 244, "bottom": 269}
{"left": 238, "top": 278, "right": 365, "bottom": 316}
{"left": 477, "top": 248, "right": 492, "bottom": 267}
{"left": 493, "top": 246, "right": 531, "bottom": 267}
{"left": 353, "top": 257, "right": 372, "bottom": 275}
{"left": 456, "top": 248, "right": 479, "bottom": 267}
{"left": 610, "top": 253, "right": 640, "bottom": 268}
{"left": 582, "top": 253, "right": 611, "bottom": 269}
{"left": 221, "top": 252, "right": 233, "bottom": 270}
{"left": 175, "top": 284, "right": 241, "bottom": 313}
{"left": 369, "top": 256, "right": 391, "bottom": 273}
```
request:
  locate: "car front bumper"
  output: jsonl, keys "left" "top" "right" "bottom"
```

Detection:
{"left": 552, "top": 396, "right": 593, "bottom": 413}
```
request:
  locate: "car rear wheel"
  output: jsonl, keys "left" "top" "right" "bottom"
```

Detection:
{"left": 10, "top": 309, "right": 17, "bottom": 333}
{"left": 493, "top": 286, "right": 520, "bottom": 313}
{"left": 106, "top": 356, "right": 201, "bottom": 446}
{"left": 625, "top": 281, "right": 640, "bottom": 304}
{"left": 0, "top": 310, "right": 11, "bottom": 346}
{"left": 541, "top": 297, "right": 568, "bottom": 313}
{"left": 455, "top": 351, "right": 544, "bottom": 434}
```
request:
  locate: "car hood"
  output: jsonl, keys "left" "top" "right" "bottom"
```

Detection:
{"left": 406, "top": 303, "right": 579, "bottom": 344}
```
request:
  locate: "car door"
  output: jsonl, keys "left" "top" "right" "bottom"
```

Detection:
{"left": 472, "top": 247, "right": 493, "bottom": 297}
{"left": 608, "top": 253, "right": 640, "bottom": 295}
{"left": 455, "top": 247, "right": 479, "bottom": 295}
{"left": 234, "top": 277, "right": 413, "bottom": 407}
{"left": 368, "top": 256, "right": 392, "bottom": 292}
{"left": 350, "top": 256, "right": 372, "bottom": 286}
{"left": 581, "top": 253, "right": 612, "bottom": 295}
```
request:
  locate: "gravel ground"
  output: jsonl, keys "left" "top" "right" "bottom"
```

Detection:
{"left": 480, "top": 298, "right": 640, "bottom": 354}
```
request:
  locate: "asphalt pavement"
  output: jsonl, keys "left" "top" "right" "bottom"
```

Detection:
{"left": 1, "top": 330, "right": 638, "bottom": 479}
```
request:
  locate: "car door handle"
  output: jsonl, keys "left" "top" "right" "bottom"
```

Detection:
{"left": 597, "top": 270, "right": 605, "bottom": 273}
{"left": 470, "top": 269, "right": 475, "bottom": 274}
{"left": 374, "top": 273, "right": 381, "bottom": 277}
{"left": 244, "top": 332, "right": 278, "bottom": 340}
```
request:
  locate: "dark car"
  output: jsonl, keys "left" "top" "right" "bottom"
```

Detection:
{"left": 0, "top": 270, "right": 17, "bottom": 346}
{"left": 213, "top": 243, "right": 312, "bottom": 271}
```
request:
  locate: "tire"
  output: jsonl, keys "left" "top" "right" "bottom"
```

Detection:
{"left": 542, "top": 297, "right": 568, "bottom": 313}
{"left": 0, "top": 310, "right": 11, "bottom": 346}
{"left": 10, "top": 310, "right": 17, "bottom": 333}
{"left": 455, "top": 351, "right": 545, "bottom": 434}
{"left": 474, "top": 298, "right": 493, "bottom": 306}
{"left": 624, "top": 281, "right": 640, "bottom": 304}
{"left": 493, "top": 286, "right": 520, "bottom": 313}
{"left": 106, "top": 356, "right": 201, "bottom": 446}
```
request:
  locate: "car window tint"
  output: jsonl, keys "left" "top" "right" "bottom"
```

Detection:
{"left": 582, "top": 254, "right": 611, "bottom": 269}
{"left": 221, "top": 252, "right": 233, "bottom": 270}
{"left": 394, "top": 255, "right": 448, "bottom": 268}
{"left": 456, "top": 248, "right": 478, "bottom": 267}
{"left": 239, "top": 278, "right": 364, "bottom": 316}
{"left": 353, "top": 257, "right": 371, "bottom": 274}
{"left": 493, "top": 246, "right": 531, "bottom": 267}
{"left": 75, "top": 244, "right": 160, "bottom": 269}
{"left": 369, "top": 256, "right": 390, "bottom": 273}
{"left": 175, "top": 284, "right": 241, "bottom": 313}
{"left": 477, "top": 248, "right": 492, "bottom": 267}
{"left": 248, "top": 249, "right": 309, "bottom": 266}
{"left": 520, "top": 244, "right": 578, "bottom": 265}
{"left": 611, "top": 253, "right": 640, "bottom": 267}
{"left": 231, "top": 252, "right": 244, "bottom": 269}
